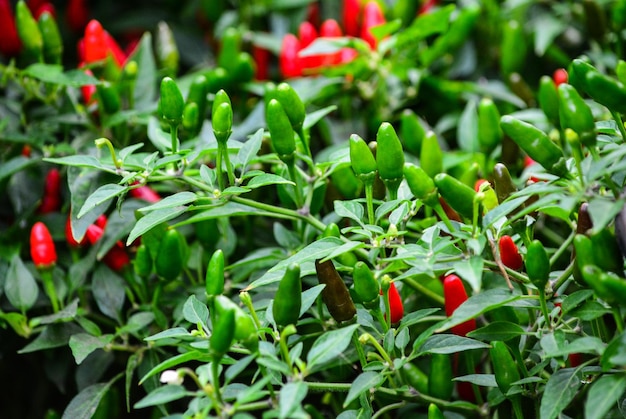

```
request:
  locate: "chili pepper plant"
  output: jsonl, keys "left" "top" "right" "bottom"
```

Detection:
{"left": 2, "top": 0, "right": 626, "bottom": 418}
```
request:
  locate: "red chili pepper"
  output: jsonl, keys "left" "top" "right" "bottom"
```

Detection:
{"left": 66, "top": 0, "right": 89, "bottom": 33}
{"left": 31, "top": 221, "right": 57, "bottom": 268}
{"left": 298, "top": 21, "right": 322, "bottom": 71}
{"left": 102, "top": 241, "right": 130, "bottom": 272}
{"left": 86, "top": 223, "right": 104, "bottom": 244}
{"left": 0, "top": 0, "right": 22, "bottom": 57}
{"left": 22, "top": 145, "right": 31, "bottom": 157}
{"left": 381, "top": 281, "right": 404, "bottom": 324}
{"left": 103, "top": 30, "right": 126, "bottom": 67}
{"left": 553, "top": 68, "right": 568, "bottom": 86}
{"left": 83, "top": 19, "right": 108, "bottom": 63}
{"left": 129, "top": 182, "right": 161, "bottom": 203}
{"left": 252, "top": 44, "right": 270, "bottom": 80}
{"left": 95, "top": 214, "right": 108, "bottom": 229}
{"left": 474, "top": 178, "right": 488, "bottom": 192}
{"left": 498, "top": 235, "right": 523, "bottom": 270}
{"left": 568, "top": 353, "right": 584, "bottom": 367}
{"left": 342, "top": 0, "right": 361, "bottom": 37}
{"left": 279, "top": 33, "right": 302, "bottom": 78}
{"left": 27, "top": 0, "right": 46, "bottom": 14}
{"left": 33, "top": 2, "right": 56, "bottom": 20}
{"left": 65, "top": 215, "right": 86, "bottom": 247}
{"left": 360, "top": 1, "right": 386, "bottom": 50}
{"left": 80, "top": 67, "right": 97, "bottom": 104}
{"left": 443, "top": 274, "right": 476, "bottom": 337}
{"left": 39, "top": 168, "right": 62, "bottom": 214}
{"left": 319, "top": 19, "right": 343, "bottom": 66}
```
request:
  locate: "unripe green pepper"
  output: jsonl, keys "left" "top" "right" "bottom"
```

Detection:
{"left": 478, "top": 98, "right": 503, "bottom": 154}
{"left": 590, "top": 228, "right": 624, "bottom": 275}
{"left": 573, "top": 234, "right": 595, "bottom": 286}
{"left": 525, "top": 240, "right": 550, "bottom": 290}
{"left": 218, "top": 27, "right": 242, "bottom": 73}
{"left": 266, "top": 99, "right": 296, "bottom": 165}
{"left": 186, "top": 74, "right": 208, "bottom": 127}
{"left": 428, "top": 403, "right": 445, "bottom": 419}
{"left": 500, "top": 115, "right": 567, "bottom": 177}
{"left": 401, "top": 362, "right": 429, "bottom": 395}
{"left": 206, "top": 249, "right": 225, "bottom": 296}
{"left": 155, "top": 229, "right": 185, "bottom": 281}
{"left": 376, "top": 122, "right": 405, "bottom": 197}
{"left": 159, "top": 77, "right": 185, "bottom": 125}
{"left": 205, "top": 67, "right": 231, "bottom": 94}
{"left": 214, "top": 295, "right": 256, "bottom": 346}
{"left": 274, "top": 82, "right": 306, "bottom": 134}
{"left": 403, "top": 163, "right": 438, "bottom": 207}
{"left": 352, "top": 262, "right": 379, "bottom": 307}
{"left": 16, "top": 0, "right": 43, "bottom": 63}
{"left": 272, "top": 263, "right": 302, "bottom": 328}
{"left": 315, "top": 259, "right": 357, "bottom": 322}
{"left": 428, "top": 353, "right": 453, "bottom": 400}
{"left": 434, "top": 173, "right": 479, "bottom": 220}
{"left": 420, "top": 131, "right": 443, "bottom": 179}
{"left": 581, "top": 265, "right": 626, "bottom": 304}
{"left": 500, "top": 20, "right": 527, "bottom": 76}
{"left": 558, "top": 83, "right": 596, "bottom": 147}
{"left": 183, "top": 102, "right": 200, "bottom": 134}
{"left": 210, "top": 306, "right": 235, "bottom": 357}
{"left": 490, "top": 341, "right": 521, "bottom": 395}
{"left": 232, "top": 51, "right": 256, "bottom": 84}
{"left": 96, "top": 82, "right": 121, "bottom": 115}
{"left": 538, "top": 76, "right": 560, "bottom": 127}
{"left": 400, "top": 109, "right": 426, "bottom": 155}
{"left": 492, "top": 163, "right": 518, "bottom": 204}
{"left": 38, "top": 12, "right": 62, "bottom": 65}
{"left": 350, "top": 134, "right": 377, "bottom": 181}
{"left": 212, "top": 102, "right": 233, "bottom": 143}
{"left": 584, "top": 70, "right": 626, "bottom": 114}
{"left": 155, "top": 21, "right": 179, "bottom": 77}
{"left": 134, "top": 244, "right": 153, "bottom": 278}
{"left": 568, "top": 58, "right": 596, "bottom": 94}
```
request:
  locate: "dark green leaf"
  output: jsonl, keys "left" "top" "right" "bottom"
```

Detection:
{"left": 307, "top": 324, "right": 359, "bottom": 373}
{"left": 418, "top": 334, "right": 490, "bottom": 354}
{"left": 92, "top": 265, "right": 125, "bottom": 321}
{"left": 77, "top": 184, "right": 127, "bottom": 219}
{"left": 279, "top": 382, "right": 308, "bottom": 419}
{"left": 69, "top": 333, "right": 115, "bottom": 364}
{"left": 127, "top": 206, "right": 188, "bottom": 245}
{"left": 539, "top": 368, "right": 582, "bottom": 419}
{"left": 585, "top": 374, "right": 626, "bottom": 419}
{"left": 137, "top": 191, "right": 197, "bottom": 213}
{"left": 61, "top": 376, "right": 120, "bottom": 419}
{"left": 343, "top": 372, "right": 384, "bottom": 407}
{"left": 134, "top": 385, "right": 187, "bottom": 409}
{"left": 467, "top": 321, "right": 526, "bottom": 342}
{"left": 182, "top": 295, "right": 209, "bottom": 331}
{"left": 5, "top": 255, "right": 38, "bottom": 312}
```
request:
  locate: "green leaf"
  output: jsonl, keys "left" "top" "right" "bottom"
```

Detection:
{"left": 77, "top": 184, "right": 127, "bottom": 219}
{"left": 601, "top": 332, "right": 626, "bottom": 370}
{"left": 247, "top": 173, "right": 295, "bottom": 189}
{"left": 533, "top": 13, "right": 566, "bottom": 56}
{"left": 588, "top": 197, "right": 626, "bottom": 233}
{"left": 570, "top": 300, "right": 611, "bottom": 321}
{"left": 5, "top": 255, "right": 38, "bottom": 312}
{"left": 300, "top": 284, "right": 325, "bottom": 317}
{"left": 116, "top": 312, "right": 155, "bottom": 336}
{"left": 44, "top": 155, "right": 105, "bottom": 169}
{"left": 452, "top": 255, "right": 483, "bottom": 293}
{"left": 0, "top": 312, "right": 31, "bottom": 338}
{"left": 92, "top": 265, "right": 126, "bottom": 321}
{"left": 127, "top": 206, "right": 188, "bottom": 245}
{"left": 125, "top": 353, "right": 140, "bottom": 412}
{"left": 134, "top": 385, "right": 188, "bottom": 409}
{"left": 128, "top": 32, "right": 157, "bottom": 111}
{"left": 23, "top": 63, "right": 101, "bottom": 86}
{"left": 137, "top": 191, "right": 197, "bottom": 213}
{"left": 237, "top": 128, "right": 264, "bottom": 172}
{"left": 33, "top": 299, "right": 79, "bottom": 326}
{"left": 585, "top": 374, "right": 626, "bottom": 419}
{"left": 279, "top": 382, "right": 308, "bottom": 419}
{"left": 396, "top": 4, "right": 454, "bottom": 47}
{"left": 453, "top": 374, "right": 498, "bottom": 387}
{"left": 182, "top": 295, "right": 209, "bottom": 331}
{"left": 303, "top": 105, "right": 338, "bottom": 131}
{"left": 539, "top": 368, "right": 582, "bottom": 419}
{"left": 61, "top": 376, "right": 121, "bottom": 419}
{"left": 0, "top": 156, "right": 36, "bottom": 182}
{"left": 457, "top": 99, "right": 479, "bottom": 152}
{"left": 482, "top": 196, "right": 529, "bottom": 228}
{"left": 67, "top": 167, "right": 109, "bottom": 243}
{"left": 343, "top": 372, "right": 384, "bottom": 407}
{"left": 418, "top": 334, "right": 490, "bottom": 354}
{"left": 144, "top": 327, "right": 192, "bottom": 341}
{"left": 335, "top": 200, "right": 365, "bottom": 226}
{"left": 467, "top": 321, "right": 526, "bottom": 342}
{"left": 306, "top": 324, "right": 359, "bottom": 373}
{"left": 562, "top": 290, "right": 594, "bottom": 314}
{"left": 19, "top": 322, "right": 83, "bottom": 353}
{"left": 543, "top": 336, "right": 605, "bottom": 358}
{"left": 69, "top": 333, "right": 115, "bottom": 364}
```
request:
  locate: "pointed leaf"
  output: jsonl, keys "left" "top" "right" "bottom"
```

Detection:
{"left": 78, "top": 184, "right": 127, "bottom": 218}
{"left": 539, "top": 368, "right": 582, "bottom": 419}
{"left": 343, "top": 372, "right": 384, "bottom": 407}
{"left": 306, "top": 324, "right": 359, "bottom": 372}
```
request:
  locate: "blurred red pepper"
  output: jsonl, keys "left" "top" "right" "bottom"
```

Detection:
{"left": 306, "top": 1, "right": 320, "bottom": 28}
{"left": 343, "top": 0, "right": 361, "bottom": 37}
{"left": 129, "top": 182, "right": 161, "bottom": 203}
{"left": 498, "top": 235, "right": 523, "bottom": 270}
{"left": 66, "top": 0, "right": 89, "bottom": 33}
{"left": 279, "top": 33, "right": 302, "bottom": 78}
{"left": 31, "top": 221, "right": 57, "bottom": 268}
{"left": 95, "top": 214, "right": 108, "bottom": 229}
{"left": 252, "top": 44, "right": 269, "bottom": 80}
{"left": 80, "top": 67, "right": 97, "bottom": 104}
{"left": 361, "top": 1, "right": 386, "bottom": 49}
{"left": 83, "top": 19, "right": 108, "bottom": 63}
{"left": 39, "top": 168, "right": 62, "bottom": 214}
{"left": 443, "top": 274, "right": 476, "bottom": 336}
{"left": 33, "top": 2, "right": 56, "bottom": 20}
{"left": 381, "top": 281, "right": 404, "bottom": 324}
{"left": 27, "top": 0, "right": 46, "bottom": 14}
{"left": 0, "top": 0, "right": 22, "bottom": 57}
{"left": 298, "top": 21, "right": 322, "bottom": 70}
{"left": 553, "top": 68, "right": 568, "bottom": 86}
{"left": 86, "top": 223, "right": 130, "bottom": 272}
{"left": 22, "top": 145, "right": 31, "bottom": 157}
{"left": 319, "top": 19, "right": 343, "bottom": 66}
{"left": 103, "top": 30, "right": 126, "bottom": 67}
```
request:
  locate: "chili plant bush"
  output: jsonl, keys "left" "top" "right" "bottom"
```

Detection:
{"left": 1, "top": 0, "right": 626, "bottom": 418}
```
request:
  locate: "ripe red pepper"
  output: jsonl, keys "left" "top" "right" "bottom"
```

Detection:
{"left": 319, "top": 19, "right": 343, "bottom": 65}
{"left": 31, "top": 221, "right": 57, "bottom": 268}
{"left": 361, "top": 1, "right": 386, "bottom": 50}
{"left": 0, "top": 0, "right": 22, "bottom": 57}
{"left": 39, "top": 168, "right": 62, "bottom": 214}
{"left": 342, "top": 0, "right": 361, "bottom": 37}
{"left": 443, "top": 274, "right": 476, "bottom": 337}
{"left": 103, "top": 30, "right": 126, "bottom": 67}
{"left": 27, "top": 0, "right": 45, "bottom": 13}
{"left": 66, "top": 0, "right": 89, "bottom": 33}
{"left": 279, "top": 33, "right": 302, "bottom": 78}
{"left": 381, "top": 280, "right": 404, "bottom": 324}
{"left": 553, "top": 68, "right": 568, "bottom": 86}
{"left": 86, "top": 224, "right": 130, "bottom": 272}
{"left": 33, "top": 2, "right": 55, "bottom": 20}
{"left": 252, "top": 44, "right": 269, "bottom": 80}
{"left": 498, "top": 235, "right": 523, "bottom": 270}
{"left": 80, "top": 67, "right": 97, "bottom": 104}
{"left": 298, "top": 21, "right": 322, "bottom": 71}
{"left": 129, "top": 182, "right": 161, "bottom": 203}
{"left": 83, "top": 19, "right": 108, "bottom": 63}
{"left": 65, "top": 215, "right": 85, "bottom": 247}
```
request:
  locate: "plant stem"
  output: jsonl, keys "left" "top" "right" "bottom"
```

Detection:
{"left": 611, "top": 110, "right": 626, "bottom": 142}
{"left": 365, "top": 181, "right": 375, "bottom": 225}
{"left": 612, "top": 306, "right": 624, "bottom": 333}
{"left": 216, "top": 143, "right": 225, "bottom": 190}
{"left": 218, "top": 139, "right": 235, "bottom": 187}
{"left": 170, "top": 123, "right": 179, "bottom": 154}
{"left": 231, "top": 196, "right": 326, "bottom": 232}
{"left": 40, "top": 269, "right": 59, "bottom": 312}
{"left": 287, "top": 162, "right": 304, "bottom": 209}
{"left": 538, "top": 290, "right": 552, "bottom": 330}
{"left": 361, "top": 333, "right": 394, "bottom": 367}
{"left": 433, "top": 203, "right": 456, "bottom": 233}
{"left": 212, "top": 359, "right": 223, "bottom": 407}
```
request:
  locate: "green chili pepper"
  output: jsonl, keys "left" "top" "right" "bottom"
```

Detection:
{"left": 214, "top": 295, "right": 256, "bottom": 346}
{"left": 182, "top": 102, "right": 200, "bottom": 134}
{"left": 134, "top": 244, "right": 153, "bottom": 278}
{"left": 96, "top": 82, "right": 121, "bottom": 115}
{"left": 352, "top": 262, "right": 379, "bottom": 307}
{"left": 350, "top": 134, "right": 377, "bottom": 180}
{"left": 206, "top": 249, "right": 225, "bottom": 297}
{"left": 159, "top": 76, "right": 185, "bottom": 125}
{"left": 186, "top": 74, "right": 208, "bottom": 129}
{"left": 591, "top": 228, "right": 624, "bottom": 276}
{"left": 205, "top": 67, "right": 231, "bottom": 94}
{"left": 492, "top": 163, "right": 518, "bottom": 204}
{"left": 266, "top": 99, "right": 296, "bottom": 165}
{"left": 538, "top": 76, "right": 560, "bottom": 127}
{"left": 155, "top": 21, "right": 179, "bottom": 77}
{"left": 490, "top": 341, "right": 521, "bottom": 395}
{"left": 212, "top": 102, "right": 233, "bottom": 143}
{"left": 428, "top": 353, "right": 453, "bottom": 400}
{"left": 38, "top": 12, "right": 62, "bottom": 65}
{"left": 581, "top": 265, "right": 626, "bottom": 304}
{"left": 401, "top": 362, "right": 429, "bottom": 395}
{"left": 400, "top": 109, "right": 426, "bottom": 155}
{"left": 568, "top": 58, "right": 596, "bottom": 94}
{"left": 272, "top": 263, "right": 302, "bottom": 328}
{"left": 154, "top": 229, "right": 185, "bottom": 281}
{"left": 218, "top": 27, "right": 242, "bottom": 73}
{"left": 500, "top": 20, "right": 527, "bottom": 76}
{"left": 434, "top": 173, "right": 479, "bottom": 220}
{"left": 321, "top": 223, "right": 358, "bottom": 267}
{"left": 584, "top": 70, "right": 626, "bottom": 114}
{"left": 558, "top": 83, "right": 596, "bottom": 147}
{"left": 428, "top": 403, "right": 445, "bottom": 419}
{"left": 315, "top": 259, "right": 357, "bottom": 322}
{"left": 500, "top": 115, "right": 568, "bottom": 176}
{"left": 16, "top": 0, "right": 43, "bottom": 63}
{"left": 573, "top": 234, "right": 595, "bottom": 286}
{"left": 232, "top": 51, "right": 256, "bottom": 84}
{"left": 376, "top": 122, "right": 405, "bottom": 197}
{"left": 478, "top": 98, "right": 503, "bottom": 154}
{"left": 274, "top": 82, "right": 306, "bottom": 134}
{"left": 420, "top": 131, "right": 443, "bottom": 179}
{"left": 525, "top": 240, "right": 550, "bottom": 290}
{"left": 403, "top": 163, "right": 438, "bottom": 207}
{"left": 210, "top": 306, "right": 235, "bottom": 357}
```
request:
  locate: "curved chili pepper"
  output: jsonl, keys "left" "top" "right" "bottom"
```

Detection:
{"left": 16, "top": 0, "right": 43, "bottom": 63}
{"left": 400, "top": 109, "right": 426, "bottom": 156}
{"left": 525, "top": 240, "right": 550, "bottom": 290}
{"left": 206, "top": 249, "right": 225, "bottom": 297}
{"left": 428, "top": 353, "right": 453, "bottom": 400}
{"left": 352, "top": 262, "right": 379, "bottom": 307}
{"left": 420, "top": 131, "right": 443, "bottom": 179}
{"left": 342, "top": 0, "right": 361, "bottom": 37}
{"left": 558, "top": 83, "right": 596, "bottom": 147}
{"left": 31, "top": 221, "right": 57, "bottom": 268}
{"left": 272, "top": 263, "right": 302, "bottom": 328}
{"left": 499, "top": 235, "right": 523, "bottom": 271}
{"left": 0, "top": 0, "right": 22, "bottom": 57}
{"left": 350, "top": 134, "right": 377, "bottom": 180}
{"left": 404, "top": 163, "right": 438, "bottom": 207}
{"left": 490, "top": 341, "right": 521, "bottom": 395}
{"left": 66, "top": 0, "right": 89, "bottom": 32}
{"left": 401, "top": 362, "right": 429, "bottom": 394}
{"left": 266, "top": 98, "right": 296, "bottom": 165}
{"left": 39, "top": 168, "right": 61, "bottom": 214}
{"left": 154, "top": 229, "right": 185, "bottom": 281}
{"left": 279, "top": 33, "right": 302, "bottom": 78}
{"left": 584, "top": 70, "right": 626, "bottom": 114}
{"left": 381, "top": 277, "right": 404, "bottom": 324}
{"left": 315, "top": 259, "right": 357, "bottom": 322}
{"left": 37, "top": 10, "right": 62, "bottom": 65}
{"left": 443, "top": 274, "right": 476, "bottom": 337}
{"left": 538, "top": 76, "right": 560, "bottom": 127}
{"left": 434, "top": 173, "right": 479, "bottom": 220}
{"left": 361, "top": 1, "right": 385, "bottom": 49}
{"left": 478, "top": 98, "right": 502, "bottom": 154}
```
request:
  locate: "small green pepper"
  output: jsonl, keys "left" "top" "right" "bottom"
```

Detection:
{"left": 434, "top": 173, "right": 479, "bottom": 220}
{"left": 401, "top": 362, "right": 429, "bottom": 395}
{"left": 525, "top": 240, "right": 550, "bottom": 290}
{"left": 500, "top": 20, "right": 527, "bottom": 76}
{"left": 349, "top": 134, "right": 377, "bottom": 181}
{"left": 492, "top": 163, "right": 518, "bottom": 204}
{"left": 183, "top": 102, "right": 200, "bottom": 135}
{"left": 274, "top": 82, "right": 306, "bottom": 134}
{"left": 590, "top": 228, "right": 624, "bottom": 276}
{"left": 490, "top": 341, "right": 521, "bottom": 395}
{"left": 420, "top": 131, "right": 443, "bottom": 179}
{"left": 214, "top": 295, "right": 256, "bottom": 346}
{"left": 134, "top": 244, "right": 153, "bottom": 278}
{"left": 159, "top": 77, "right": 185, "bottom": 125}
{"left": 266, "top": 99, "right": 296, "bottom": 165}
{"left": 38, "top": 11, "right": 62, "bottom": 65}
{"left": 315, "top": 259, "right": 357, "bottom": 322}
{"left": 210, "top": 306, "right": 235, "bottom": 357}
{"left": 272, "top": 263, "right": 302, "bottom": 328}
{"left": 352, "top": 262, "right": 379, "bottom": 307}
{"left": 573, "top": 234, "right": 595, "bottom": 286}
{"left": 581, "top": 265, "right": 626, "bottom": 304}
{"left": 154, "top": 228, "right": 185, "bottom": 281}
{"left": 403, "top": 163, "right": 438, "bottom": 207}
{"left": 567, "top": 58, "right": 596, "bottom": 94}
{"left": 232, "top": 52, "right": 256, "bottom": 84}
{"left": 212, "top": 102, "right": 233, "bottom": 143}
{"left": 538, "top": 76, "right": 560, "bottom": 127}
{"left": 155, "top": 21, "right": 179, "bottom": 77}
{"left": 500, "top": 115, "right": 568, "bottom": 177}
{"left": 206, "top": 249, "right": 225, "bottom": 297}
{"left": 217, "top": 27, "right": 242, "bottom": 73}
{"left": 584, "top": 70, "right": 626, "bottom": 114}
{"left": 428, "top": 353, "right": 453, "bottom": 400}
{"left": 15, "top": 0, "right": 43, "bottom": 63}
{"left": 428, "top": 403, "right": 445, "bottom": 419}
{"left": 376, "top": 122, "right": 405, "bottom": 198}
{"left": 96, "top": 82, "right": 121, "bottom": 115}
{"left": 478, "top": 98, "right": 503, "bottom": 154}
{"left": 558, "top": 84, "right": 596, "bottom": 147}
{"left": 400, "top": 109, "right": 426, "bottom": 156}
